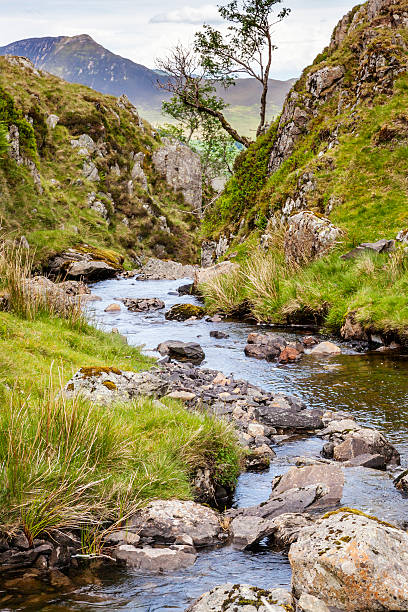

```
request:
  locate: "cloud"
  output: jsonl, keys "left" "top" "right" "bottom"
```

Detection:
{"left": 150, "top": 4, "right": 222, "bottom": 25}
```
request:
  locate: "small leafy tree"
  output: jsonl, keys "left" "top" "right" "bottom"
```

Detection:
{"left": 156, "top": 0, "right": 290, "bottom": 147}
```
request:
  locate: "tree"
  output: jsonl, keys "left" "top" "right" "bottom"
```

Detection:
{"left": 156, "top": 0, "right": 289, "bottom": 147}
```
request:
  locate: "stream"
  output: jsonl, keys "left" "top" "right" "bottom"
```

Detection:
{"left": 5, "top": 275, "right": 408, "bottom": 611}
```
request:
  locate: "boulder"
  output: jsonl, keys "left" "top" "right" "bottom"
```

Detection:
{"left": 62, "top": 367, "right": 168, "bottom": 404}
{"left": 186, "top": 584, "right": 291, "bottom": 611}
{"left": 310, "top": 341, "right": 341, "bottom": 355}
{"left": 290, "top": 509, "right": 408, "bottom": 611}
{"left": 394, "top": 469, "right": 408, "bottom": 493}
{"left": 284, "top": 211, "right": 343, "bottom": 264}
{"left": 122, "top": 297, "right": 165, "bottom": 312}
{"left": 194, "top": 261, "right": 239, "bottom": 288}
{"left": 245, "top": 333, "right": 286, "bottom": 361}
{"left": 152, "top": 137, "right": 202, "bottom": 213}
{"left": 157, "top": 340, "right": 205, "bottom": 364}
{"left": 306, "top": 65, "right": 345, "bottom": 97}
{"left": 343, "top": 453, "right": 387, "bottom": 469}
{"left": 268, "top": 513, "right": 314, "bottom": 549}
{"left": 178, "top": 283, "right": 194, "bottom": 295}
{"left": 47, "top": 247, "right": 123, "bottom": 281}
{"left": 278, "top": 345, "right": 302, "bottom": 363}
{"left": 210, "top": 330, "right": 229, "bottom": 339}
{"left": 165, "top": 304, "right": 205, "bottom": 321}
{"left": 128, "top": 500, "right": 225, "bottom": 548}
{"left": 230, "top": 515, "right": 277, "bottom": 550}
{"left": 104, "top": 303, "right": 120, "bottom": 312}
{"left": 272, "top": 464, "right": 344, "bottom": 510}
{"left": 341, "top": 239, "right": 395, "bottom": 260}
{"left": 115, "top": 544, "right": 196, "bottom": 572}
{"left": 297, "top": 593, "right": 330, "bottom": 612}
{"left": 333, "top": 428, "right": 400, "bottom": 466}
{"left": 256, "top": 395, "right": 323, "bottom": 431}
{"left": 136, "top": 258, "right": 197, "bottom": 281}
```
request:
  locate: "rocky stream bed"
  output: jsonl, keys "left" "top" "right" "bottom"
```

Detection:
{"left": 3, "top": 274, "right": 408, "bottom": 611}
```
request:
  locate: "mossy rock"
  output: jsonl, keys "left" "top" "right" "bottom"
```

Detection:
{"left": 165, "top": 303, "right": 205, "bottom": 321}
{"left": 79, "top": 366, "right": 123, "bottom": 378}
{"left": 75, "top": 244, "right": 124, "bottom": 269}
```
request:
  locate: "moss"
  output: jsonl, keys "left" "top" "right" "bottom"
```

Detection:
{"left": 165, "top": 303, "right": 205, "bottom": 321}
{"left": 75, "top": 244, "right": 124, "bottom": 269}
{"left": 79, "top": 366, "right": 123, "bottom": 378}
{"left": 102, "top": 380, "right": 117, "bottom": 390}
{"left": 321, "top": 507, "right": 398, "bottom": 530}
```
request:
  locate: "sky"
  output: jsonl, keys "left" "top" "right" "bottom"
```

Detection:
{"left": 1, "top": 0, "right": 358, "bottom": 80}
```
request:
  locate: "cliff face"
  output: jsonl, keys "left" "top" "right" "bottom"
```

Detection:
{"left": 204, "top": 0, "right": 408, "bottom": 249}
{"left": 0, "top": 55, "right": 201, "bottom": 266}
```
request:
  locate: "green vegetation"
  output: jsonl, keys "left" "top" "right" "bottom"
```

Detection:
{"left": 0, "top": 56, "right": 200, "bottom": 268}
{"left": 0, "top": 248, "right": 241, "bottom": 541}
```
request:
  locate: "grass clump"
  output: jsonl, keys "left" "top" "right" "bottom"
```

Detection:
{"left": 0, "top": 389, "right": 241, "bottom": 540}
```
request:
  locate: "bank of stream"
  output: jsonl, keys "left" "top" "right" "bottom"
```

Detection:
{"left": 3, "top": 275, "right": 408, "bottom": 611}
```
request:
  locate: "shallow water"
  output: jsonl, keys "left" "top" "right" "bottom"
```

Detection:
{"left": 3, "top": 275, "right": 408, "bottom": 611}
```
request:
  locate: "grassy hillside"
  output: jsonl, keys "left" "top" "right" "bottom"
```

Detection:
{"left": 201, "top": 0, "right": 408, "bottom": 341}
{"left": 0, "top": 56, "right": 200, "bottom": 268}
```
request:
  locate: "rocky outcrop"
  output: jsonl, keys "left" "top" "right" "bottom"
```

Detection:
{"left": 7, "top": 124, "right": 43, "bottom": 192}
{"left": 284, "top": 211, "right": 343, "bottom": 264}
{"left": 341, "top": 238, "right": 395, "bottom": 260}
{"left": 153, "top": 138, "right": 202, "bottom": 213}
{"left": 187, "top": 584, "right": 292, "bottom": 611}
{"left": 200, "top": 236, "right": 230, "bottom": 267}
{"left": 47, "top": 246, "right": 123, "bottom": 280}
{"left": 136, "top": 258, "right": 197, "bottom": 281}
{"left": 290, "top": 508, "right": 408, "bottom": 611}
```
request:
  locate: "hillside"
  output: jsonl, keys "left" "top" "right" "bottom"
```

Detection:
{"left": 0, "top": 55, "right": 201, "bottom": 267}
{"left": 201, "top": 0, "right": 408, "bottom": 342}
{"left": 0, "top": 35, "right": 294, "bottom": 136}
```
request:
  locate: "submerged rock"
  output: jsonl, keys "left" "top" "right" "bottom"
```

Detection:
{"left": 290, "top": 508, "right": 408, "bottom": 611}
{"left": 186, "top": 583, "right": 292, "bottom": 611}
{"left": 310, "top": 341, "right": 341, "bottom": 355}
{"left": 165, "top": 303, "right": 205, "bottom": 321}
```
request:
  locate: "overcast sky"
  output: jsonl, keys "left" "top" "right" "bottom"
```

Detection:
{"left": 1, "top": 0, "right": 357, "bottom": 80}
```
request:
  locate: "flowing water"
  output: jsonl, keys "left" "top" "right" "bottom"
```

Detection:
{"left": 3, "top": 276, "right": 408, "bottom": 611}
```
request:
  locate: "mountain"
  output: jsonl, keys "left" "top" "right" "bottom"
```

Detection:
{"left": 0, "top": 35, "right": 295, "bottom": 135}
{"left": 0, "top": 55, "right": 202, "bottom": 266}
{"left": 201, "top": 0, "right": 408, "bottom": 342}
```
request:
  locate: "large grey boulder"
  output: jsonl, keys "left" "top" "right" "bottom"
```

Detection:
{"left": 115, "top": 544, "right": 196, "bottom": 572}
{"left": 230, "top": 515, "right": 276, "bottom": 550}
{"left": 62, "top": 367, "right": 168, "bottom": 404}
{"left": 230, "top": 511, "right": 314, "bottom": 551}
{"left": 128, "top": 500, "right": 225, "bottom": 548}
{"left": 284, "top": 211, "right": 343, "bottom": 264}
{"left": 333, "top": 428, "right": 400, "bottom": 466}
{"left": 290, "top": 509, "right": 408, "bottom": 611}
{"left": 272, "top": 464, "right": 344, "bottom": 510}
{"left": 157, "top": 340, "right": 205, "bottom": 364}
{"left": 153, "top": 138, "right": 202, "bottom": 213}
{"left": 186, "top": 584, "right": 292, "bottom": 611}
{"left": 256, "top": 395, "right": 323, "bottom": 431}
{"left": 47, "top": 247, "right": 122, "bottom": 281}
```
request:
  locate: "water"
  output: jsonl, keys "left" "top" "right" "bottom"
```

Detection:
{"left": 3, "top": 275, "right": 408, "bottom": 611}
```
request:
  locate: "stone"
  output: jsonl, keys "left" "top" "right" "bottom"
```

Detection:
{"left": 318, "top": 418, "right": 360, "bottom": 437}
{"left": 343, "top": 453, "right": 387, "bottom": 469}
{"left": 394, "top": 469, "right": 408, "bottom": 493}
{"left": 165, "top": 304, "right": 205, "bottom": 321}
{"left": 47, "top": 247, "right": 123, "bottom": 281}
{"left": 310, "top": 341, "right": 341, "bottom": 355}
{"left": 166, "top": 390, "right": 196, "bottom": 401}
{"left": 156, "top": 340, "right": 205, "bottom": 364}
{"left": 186, "top": 584, "right": 291, "bottom": 611}
{"left": 302, "top": 335, "right": 318, "bottom": 346}
{"left": 333, "top": 428, "right": 400, "bottom": 466}
{"left": 46, "top": 114, "right": 60, "bottom": 129}
{"left": 62, "top": 368, "right": 168, "bottom": 404}
{"left": 82, "top": 160, "right": 99, "bottom": 181}
{"left": 210, "top": 330, "right": 229, "bottom": 339}
{"left": 341, "top": 239, "right": 395, "bottom": 260}
{"left": 128, "top": 500, "right": 225, "bottom": 547}
{"left": 103, "top": 530, "right": 140, "bottom": 546}
{"left": 115, "top": 544, "right": 196, "bottom": 571}
{"left": 306, "top": 65, "right": 345, "bottom": 97}
{"left": 104, "top": 303, "right": 120, "bottom": 312}
{"left": 297, "top": 593, "right": 330, "bottom": 612}
{"left": 278, "top": 345, "right": 302, "bottom": 363}
{"left": 194, "top": 261, "right": 239, "bottom": 288}
{"left": 256, "top": 395, "right": 323, "bottom": 431}
{"left": 152, "top": 138, "right": 202, "bottom": 213}
{"left": 284, "top": 211, "right": 343, "bottom": 265}
{"left": 272, "top": 464, "right": 344, "bottom": 510}
{"left": 122, "top": 297, "right": 165, "bottom": 312}
{"left": 268, "top": 513, "right": 314, "bottom": 549}
{"left": 289, "top": 509, "right": 408, "bottom": 611}
{"left": 131, "top": 152, "right": 148, "bottom": 191}
{"left": 245, "top": 333, "right": 286, "bottom": 361}
{"left": 136, "top": 258, "right": 197, "bottom": 281}
{"left": 178, "top": 283, "right": 194, "bottom": 295}
{"left": 230, "top": 515, "right": 277, "bottom": 550}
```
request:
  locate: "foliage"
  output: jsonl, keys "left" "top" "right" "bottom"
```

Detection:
{"left": 0, "top": 86, "right": 38, "bottom": 159}
{"left": 0, "top": 122, "right": 8, "bottom": 156}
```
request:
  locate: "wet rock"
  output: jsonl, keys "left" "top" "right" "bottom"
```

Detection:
{"left": 344, "top": 453, "right": 387, "bottom": 469}
{"left": 194, "top": 261, "right": 239, "bottom": 288}
{"left": 128, "top": 500, "right": 225, "bottom": 547}
{"left": 302, "top": 335, "right": 318, "bottom": 347}
{"left": 256, "top": 395, "right": 323, "bottom": 431}
{"left": 272, "top": 464, "right": 344, "bottom": 510}
{"left": 333, "top": 428, "right": 400, "bottom": 466}
{"left": 165, "top": 304, "right": 205, "bottom": 321}
{"left": 278, "top": 345, "right": 302, "bottom": 363}
{"left": 104, "top": 303, "right": 120, "bottom": 312}
{"left": 268, "top": 513, "right": 314, "bottom": 549}
{"left": 210, "top": 330, "right": 229, "bottom": 339}
{"left": 341, "top": 239, "right": 395, "bottom": 260}
{"left": 289, "top": 508, "right": 408, "bottom": 611}
{"left": 394, "top": 469, "right": 408, "bottom": 493}
{"left": 310, "top": 341, "right": 341, "bottom": 355}
{"left": 157, "top": 340, "right": 205, "bottom": 364}
{"left": 62, "top": 367, "right": 168, "bottom": 404}
{"left": 186, "top": 583, "right": 291, "bottom": 611}
{"left": 115, "top": 544, "right": 196, "bottom": 572}
{"left": 136, "top": 257, "right": 197, "bottom": 281}
{"left": 122, "top": 297, "right": 165, "bottom": 312}
{"left": 230, "top": 515, "right": 277, "bottom": 549}
{"left": 178, "top": 283, "right": 194, "bottom": 295}
{"left": 244, "top": 333, "right": 286, "bottom": 361}
{"left": 284, "top": 211, "right": 343, "bottom": 265}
